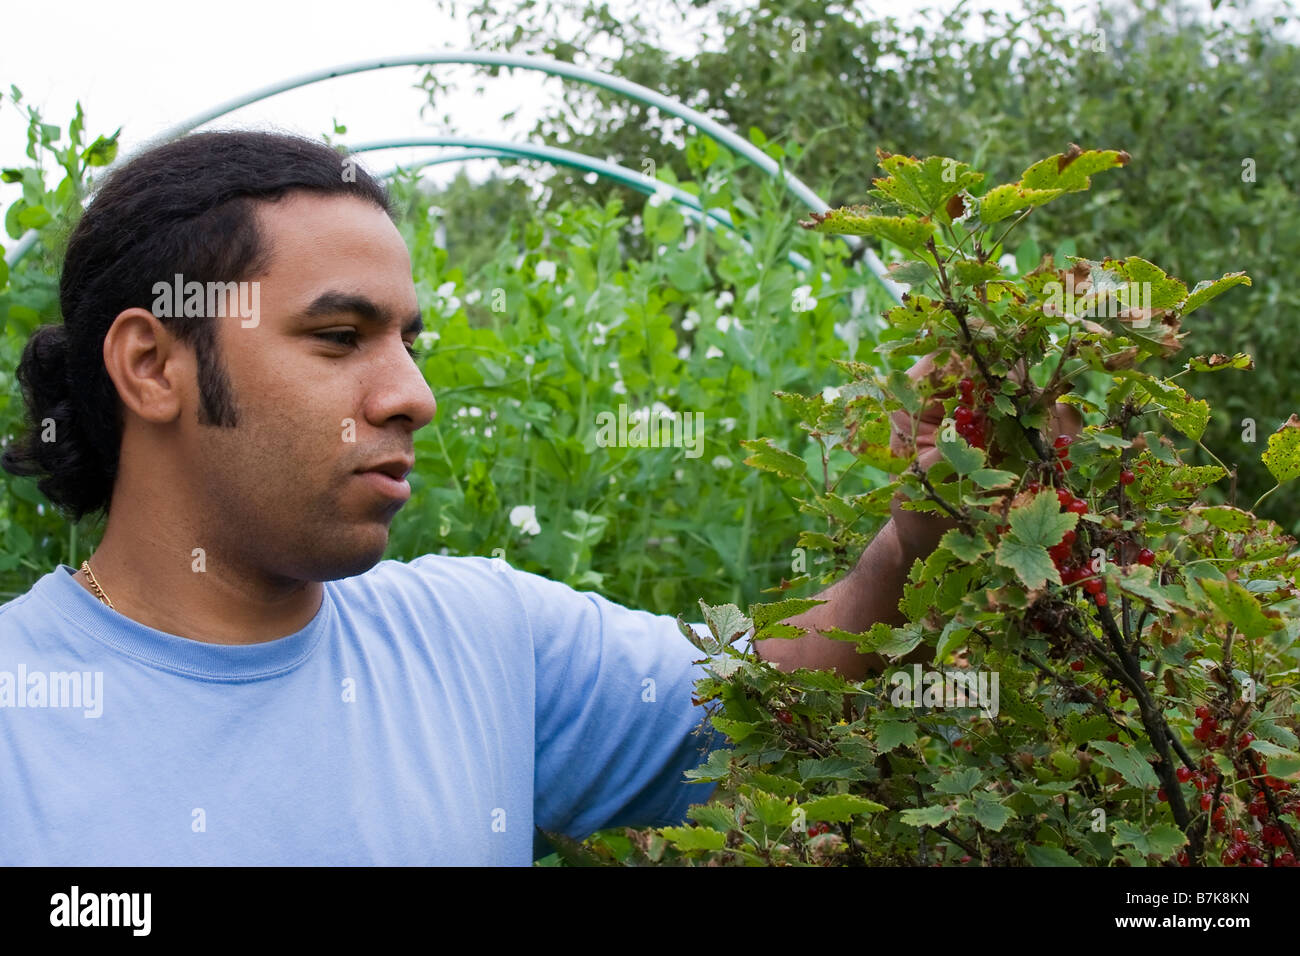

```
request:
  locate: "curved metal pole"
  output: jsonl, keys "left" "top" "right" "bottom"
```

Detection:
{"left": 370, "top": 142, "right": 814, "bottom": 271}
{"left": 8, "top": 51, "right": 901, "bottom": 300}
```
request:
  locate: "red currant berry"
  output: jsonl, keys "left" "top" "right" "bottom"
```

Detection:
{"left": 776, "top": 710, "right": 793, "bottom": 724}
{"left": 1067, "top": 499, "right": 1089, "bottom": 515}
{"left": 1053, "top": 435, "right": 1074, "bottom": 450}
{"left": 1137, "top": 548, "right": 1155, "bottom": 566}
{"left": 1069, "top": 660, "right": 1084, "bottom": 672}
{"left": 1195, "top": 705, "right": 1211, "bottom": 720}
{"left": 1176, "top": 767, "right": 1193, "bottom": 783}
{"left": 1201, "top": 793, "right": 1212, "bottom": 811}
{"left": 955, "top": 405, "right": 975, "bottom": 427}
{"left": 1119, "top": 469, "right": 1135, "bottom": 485}
{"left": 1158, "top": 788, "right": 1168, "bottom": 802}
{"left": 1094, "top": 592, "right": 1108, "bottom": 607}
{"left": 1061, "top": 529, "right": 1077, "bottom": 546}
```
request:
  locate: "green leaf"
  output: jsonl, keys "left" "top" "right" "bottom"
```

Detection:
{"left": 970, "top": 468, "right": 1019, "bottom": 489}
{"left": 1024, "top": 844, "right": 1081, "bottom": 867}
{"left": 740, "top": 437, "right": 808, "bottom": 479}
{"left": 701, "top": 601, "right": 754, "bottom": 648}
{"left": 940, "top": 529, "right": 991, "bottom": 562}
{"left": 1020, "top": 146, "right": 1130, "bottom": 194}
{"left": 1200, "top": 579, "right": 1283, "bottom": 639}
{"left": 1135, "top": 377, "right": 1210, "bottom": 441}
{"left": 660, "top": 825, "right": 727, "bottom": 852}
{"left": 933, "top": 767, "right": 982, "bottom": 795}
{"left": 972, "top": 797, "right": 1014, "bottom": 831}
{"left": 710, "top": 716, "right": 758, "bottom": 743}
{"left": 1110, "top": 256, "right": 1188, "bottom": 310}
{"left": 1114, "top": 564, "right": 1186, "bottom": 612}
{"left": 937, "top": 434, "right": 986, "bottom": 474}
{"left": 687, "top": 804, "right": 736, "bottom": 832}
{"left": 875, "top": 720, "right": 918, "bottom": 751}
{"left": 899, "top": 805, "right": 956, "bottom": 827}
{"left": 796, "top": 757, "right": 867, "bottom": 782}
{"left": 995, "top": 540, "right": 1060, "bottom": 591}
{"left": 1186, "top": 352, "right": 1253, "bottom": 372}
{"left": 1088, "top": 740, "right": 1161, "bottom": 789}
{"left": 1261, "top": 416, "right": 1300, "bottom": 484}
{"left": 750, "top": 597, "right": 824, "bottom": 631}
{"left": 979, "top": 182, "right": 1064, "bottom": 223}
{"left": 1009, "top": 489, "right": 1077, "bottom": 547}
{"left": 869, "top": 153, "right": 985, "bottom": 218}
{"left": 1181, "top": 272, "right": 1251, "bottom": 316}
{"left": 799, "top": 206, "right": 937, "bottom": 251}
{"left": 1113, "top": 821, "right": 1188, "bottom": 858}
{"left": 802, "top": 793, "right": 887, "bottom": 823}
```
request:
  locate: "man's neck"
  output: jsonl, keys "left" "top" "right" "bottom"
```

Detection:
{"left": 74, "top": 520, "right": 324, "bottom": 646}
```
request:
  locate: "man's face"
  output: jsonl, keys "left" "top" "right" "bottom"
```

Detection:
{"left": 183, "top": 192, "right": 436, "bottom": 583}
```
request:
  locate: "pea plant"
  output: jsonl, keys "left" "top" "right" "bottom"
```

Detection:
{"left": 554, "top": 145, "right": 1300, "bottom": 867}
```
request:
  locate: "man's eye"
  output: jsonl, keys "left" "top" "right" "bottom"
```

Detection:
{"left": 315, "top": 330, "right": 358, "bottom": 348}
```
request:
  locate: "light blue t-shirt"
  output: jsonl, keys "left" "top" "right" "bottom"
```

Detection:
{"left": 0, "top": 555, "right": 734, "bottom": 865}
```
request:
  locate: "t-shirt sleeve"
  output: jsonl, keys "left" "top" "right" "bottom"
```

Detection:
{"left": 504, "top": 564, "right": 744, "bottom": 858}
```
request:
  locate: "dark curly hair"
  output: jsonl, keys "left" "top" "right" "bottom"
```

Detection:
{"left": 1, "top": 130, "right": 393, "bottom": 521}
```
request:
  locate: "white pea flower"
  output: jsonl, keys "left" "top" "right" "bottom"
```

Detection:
{"left": 682, "top": 309, "right": 700, "bottom": 331}
{"left": 589, "top": 321, "right": 609, "bottom": 346}
{"left": 720, "top": 417, "right": 737, "bottom": 432}
{"left": 676, "top": 345, "right": 691, "bottom": 360}
{"left": 523, "top": 354, "right": 535, "bottom": 366}
{"left": 711, "top": 455, "right": 732, "bottom": 469}
{"left": 715, "top": 290, "right": 734, "bottom": 309}
{"left": 508, "top": 505, "right": 541, "bottom": 536}
{"left": 535, "top": 260, "right": 557, "bottom": 282}
{"left": 468, "top": 406, "right": 482, "bottom": 418}
{"left": 484, "top": 426, "right": 493, "bottom": 438}
{"left": 608, "top": 359, "right": 620, "bottom": 370}
{"left": 705, "top": 345, "right": 724, "bottom": 359}
{"left": 436, "top": 281, "right": 457, "bottom": 299}
{"left": 562, "top": 295, "right": 576, "bottom": 309}
{"left": 612, "top": 380, "right": 627, "bottom": 395}
{"left": 652, "top": 401, "right": 673, "bottom": 420}
{"left": 999, "top": 253, "right": 1018, "bottom": 274}
{"left": 673, "top": 469, "right": 685, "bottom": 481}
{"left": 464, "top": 289, "right": 482, "bottom": 304}
{"left": 416, "top": 331, "right": 440, "bottom": 350}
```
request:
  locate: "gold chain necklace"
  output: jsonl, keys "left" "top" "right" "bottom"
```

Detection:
{"left": 80, "top": 559, "right": 115, "bottom": 610}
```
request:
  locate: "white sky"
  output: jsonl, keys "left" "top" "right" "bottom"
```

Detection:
{"left": 1, "top": 0, "right": 1059, "bottom": 219}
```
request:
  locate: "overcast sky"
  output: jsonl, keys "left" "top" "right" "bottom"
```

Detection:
{"left": 2, "top": 0, "right": 1059, "bottom": 217}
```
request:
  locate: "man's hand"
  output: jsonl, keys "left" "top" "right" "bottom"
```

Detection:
{"left": 756, "top": 351, "right": 1082, "bottom": 679}
{"left": 887, "top": 352, "right": 1083, "bottom": 556}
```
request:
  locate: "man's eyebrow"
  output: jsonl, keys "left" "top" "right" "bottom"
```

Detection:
{"left": 300, "top": 291, "right": 424, "bottom": 335}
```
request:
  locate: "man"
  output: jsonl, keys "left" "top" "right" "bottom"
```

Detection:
{"left": 0, "top": 131, "right": 1072, "bottom": 865}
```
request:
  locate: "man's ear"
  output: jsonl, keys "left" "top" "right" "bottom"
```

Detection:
{"left": 102, "top": 308, "right": 191, "bottom": 424}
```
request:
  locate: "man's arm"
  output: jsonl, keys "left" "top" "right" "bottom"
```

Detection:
{"left": 754, "top": 508, "right": 948, "bottom": 681}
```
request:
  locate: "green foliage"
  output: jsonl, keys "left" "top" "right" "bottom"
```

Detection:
{"left": 608, "top": 146, "right": 1300, "bottom": 868}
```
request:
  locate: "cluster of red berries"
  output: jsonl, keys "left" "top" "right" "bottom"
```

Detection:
{"left": 1192, "top": 705, "right": 1228, "bottom": 749}
{"left": 1051, "top": 434, "right": 1075, "bottom": 479}
{"left": 1168, "top": 728, "right": 1299, "bottom": 865}
{"left": 954, "top": 377, "right": 992, "bottom": 449}
{"left": 806, "top": 822, "right": 832, "bottom": 838}
{"left": 1038, "top": 486, "right": 1112, "bottom": 605}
